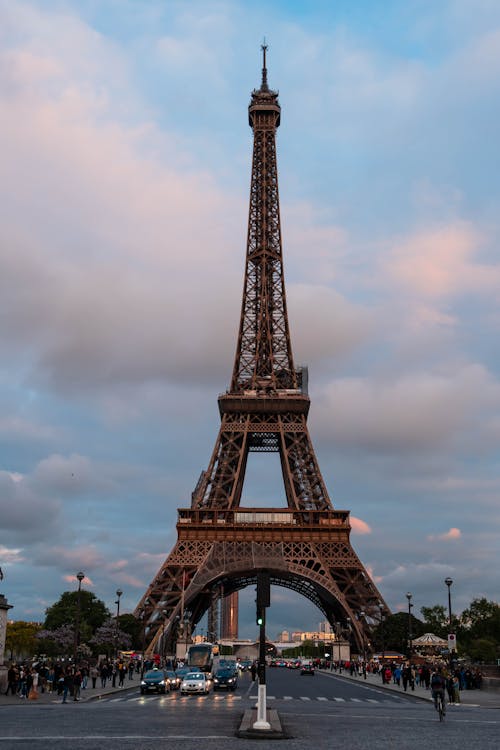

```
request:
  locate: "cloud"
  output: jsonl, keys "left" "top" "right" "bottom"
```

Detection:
{"left": 62, "top": 573, "right": 94, "bottom": 586}
{"left": 428, "top": 527, "right": 462, "bottom": 542}
{"left": 0, "top": 545, "right": 25, "bottom": 564}
{"left": 385, "top": 222, "right": 499, "bottom": 300}
{"left": 313, "top": 364, "right": 500, "bottom": 455}
{"left": 350, "top": 516, "right": 372, "bottom": 535}
{"left": 0, "top": 470, "right": 61, "bottom": 538}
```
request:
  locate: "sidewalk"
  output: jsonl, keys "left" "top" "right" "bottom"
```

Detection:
{"left": 320, "top": 668, "right": 500, "bottom": 709}
{"left": 0, "top": 675, "right": 139, "bottom": 706}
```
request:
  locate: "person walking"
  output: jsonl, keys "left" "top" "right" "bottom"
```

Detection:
{"left": 90, "top": 665, "right": 98, "bottom": 689}
{"left": 4, "top": 665, "right": 18, "bottom": 696}
{"left": 62, "top": 669, "right": 73, "bottom": 704}
{"left": 250, "top": 662, "right": 257, "bottom": 681}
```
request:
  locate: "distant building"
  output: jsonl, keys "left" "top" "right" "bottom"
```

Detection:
{"left": 277, "top": 630, "right": 290, "bottom": 642}
{"left": 220, "top": 591, "right": 238, "bottom": 640}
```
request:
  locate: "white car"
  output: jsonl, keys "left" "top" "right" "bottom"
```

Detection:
{"left": 180, "top": 672, "right": 210, "bottom": 695}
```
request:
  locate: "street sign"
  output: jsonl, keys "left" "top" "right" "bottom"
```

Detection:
{"left": 448, "top": 633, "right": 457, "bottom": 650}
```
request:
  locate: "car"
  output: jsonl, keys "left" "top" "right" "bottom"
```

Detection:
{"left": 165, "top": 670, "right": 182, "bottom": 690}
{"left": 180, "top": 671, "right": 211, "bottom": 695}
{"left": 213, "top": 668, "right": 238, "bottom": 691}
{"left": 300, "top": 662, "right": 315, "bottom": 676}
{"left": 239, "top": 660, "right": 253, "bottom": 672}
{"left": 175, "top": 666, "right": 197, "bottom": 681}
{"left": 140, "top": 668, "right": 170, "bottom": 694}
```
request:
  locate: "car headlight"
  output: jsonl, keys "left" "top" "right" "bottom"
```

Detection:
{"left": 141, "top": 681, "right": 146, "bottom": 685}
{"left": 159, "top": 680, "right": 165, "bottom": 685}
{"left": 214, "top": 678, "right": 218, "bottom": 683}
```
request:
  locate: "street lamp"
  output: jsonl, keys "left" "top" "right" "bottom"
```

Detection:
{"left": 115, "top": 588, "right": 123, "bottom": 659}
{"left": 445, "top": 577, "right": 455, "bottom": 668}
{"left": 406, "top": 592, "right": 413, "bottom": 659}
{"left": 444, "top": 577, "right": 453, "bottom": 628}
{"left": 359, "top": 611, "right": 367, "bottom": 672}
{"left": 74, "top": 571, "right": 85, "bottom": 662}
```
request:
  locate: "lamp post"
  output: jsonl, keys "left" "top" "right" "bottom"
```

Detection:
{"left": 74, "top": 571, "right": 85, "bottom": 663}
{"left": 115, "top": 588, "right": 123, "bottom": 659}
{"left": 359, "top": 611, "right": 367, "bottom": 674}
{"left": 380, "top": 612, "right": 386, "bottom": 664}
{"left": 445, "top": 577, "right": 454, "bottom": 668}
{"left": 406, "top": 592, "right": 413, "bottom": 660}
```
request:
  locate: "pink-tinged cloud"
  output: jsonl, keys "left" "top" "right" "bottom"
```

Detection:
{"left": 386, "top": 222, "right": 500, "bottom": 299}
{"left": 428, "top": 527, "right": 462, "bottom": 542}
{"left": 117, "top": 574, "right": 147, "bottom": 588}
{"left": 366, "top": 565, "right": 383, "bottom": 584}
{"left": 62, "top": 574, "right": 94, "bottom": 586}
{"left": 350, "top": 516, "right": 372, "bottom": 534}
{"left": 107, "top": 559, "right": 128, "bottom": 572}
{"left": 0, "top": 546, "right": 25, "bottom": 563}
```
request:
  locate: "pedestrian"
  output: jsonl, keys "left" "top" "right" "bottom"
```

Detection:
{"left": 250, "top": 663, "right": 257, "bottom": 681}
{"left": 4, "top": 665, "right": 18, "bottom": 696}
{"left": 100, "top": 662, "right": 108, "bottom": 688}
{"left": 90, "top": 665, "right": 98, "bottom": 689}
{"left": 452, "top": 674, "right": 461, "bottom": 704}
{"left": 73, "top": 669, "right": 82, "bottom": 701}
{"left": 62, "top": 669, "right": 73, "bottom": 704}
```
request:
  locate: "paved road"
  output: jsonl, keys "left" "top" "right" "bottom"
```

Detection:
{"left": 1, "top": 669, "right": 499, "bottom": 749}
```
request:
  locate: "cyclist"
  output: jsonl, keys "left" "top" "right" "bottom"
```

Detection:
{"left": 430, "top": 667, "right": 446, "bottom": 714}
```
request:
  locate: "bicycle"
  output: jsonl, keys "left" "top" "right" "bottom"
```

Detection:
{"left": 435, "top": 690, "right": 446, "bottom": 721}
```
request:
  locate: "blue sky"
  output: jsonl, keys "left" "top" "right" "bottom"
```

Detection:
{"left": 1, "top": 0, "right": 500, "bottom": 640}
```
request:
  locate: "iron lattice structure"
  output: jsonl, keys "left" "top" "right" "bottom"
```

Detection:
{"left": 136, "top": 48, "right": 389, "bottom": 655}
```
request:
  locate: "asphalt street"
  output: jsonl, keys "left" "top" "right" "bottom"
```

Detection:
{"left": 1, "top": 668, "right": 499, "bottom": 749}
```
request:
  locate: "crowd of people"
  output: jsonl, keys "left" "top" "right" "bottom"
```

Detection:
{"left": 3, "top": 658, "right": 143, "bottom": 702}
{"left": 316, "top": 657, "right": 483, "bottom": 704}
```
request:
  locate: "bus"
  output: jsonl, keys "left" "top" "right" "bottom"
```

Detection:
{"left": 187, "top": 643, "right": 217, "bottom": 674}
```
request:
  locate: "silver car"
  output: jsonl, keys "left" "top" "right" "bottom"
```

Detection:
{"left": 180, "top": 671, "right": 210, "bottom": 695}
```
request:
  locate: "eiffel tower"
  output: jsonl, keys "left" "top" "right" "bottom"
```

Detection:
{"left": 135, "top": 47, "right": 389, "bottom": 655}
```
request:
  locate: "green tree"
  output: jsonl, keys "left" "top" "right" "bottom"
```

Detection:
{"left": 5, "top": 621, "right": 42, "bottom": 660}
{"left": 467, "top": 638, "right": 498, "bottom": 663}
{"left": 44, "top": 590, "right": 110, "bottom": 636}
{"left": 371, "top": 612, "right": 426, "bottom": 654}
{"left": 420, "top": 605, "right": 448, "bottom": 637}
{"left": 117, "top": 613, "right": 143, "bottom": 650}
{"left": 460, "top": 598, "right": 500, "bottom": 636}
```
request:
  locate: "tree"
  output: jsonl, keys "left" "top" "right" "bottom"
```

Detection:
{"left": 90, "top": 618, "right": 132, "bottom": 657}
{"left": 36, "top": 625, "right": 75, "bottom": 657}
{"left": 5, "top": 621, "right": 42, "bottom": 660}
{"left": 467, "top": 638, "right": 498, "bottom": 663}
{"left": 420, "top": 605, "right": 448, "bottom": 637}
{"left": 117, "top": 613, "right": 143, "bottom": 650}
{"left": 44, "top": 590, "right": 110, "bottom": 635}
{"left": 371, "top": 612, "right": 426, "bottom": 653}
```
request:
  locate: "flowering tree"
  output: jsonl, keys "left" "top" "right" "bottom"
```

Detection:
{"left": 36, "top": 624, "right": 75, "bottom": 657}
{"left": 90, "top": 618, "right": 132, "bottom": 657}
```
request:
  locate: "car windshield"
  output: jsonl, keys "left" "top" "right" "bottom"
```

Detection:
{"left": 144, "top": 671, "right": 162, "bottom": 679}
{"left": 165, "top": 671, "right": 176, "bottom": 678}
{"left": 215, "top": 669, "right": 233, "bottom": 677}
{"left": 186, "top": 673, "right": 204, "bottom": 680}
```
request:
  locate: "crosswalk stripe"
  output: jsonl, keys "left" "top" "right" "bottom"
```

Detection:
{"left": 333, "top": 697, "right": 345, "bottom": 702}
{"left": 366, "top": 699, "right": 379, "bottom": 703}
{"left": 317, "top": 697, "right": 328, "bottom": 701}
{"left": 300, "top": 697, "right": 311, "bottom": 701}
{"left": 283, "top": 696, "right": 293, "bottom": 700}
{"left": 350, "top": 698, "right": 362, "bottom": 702}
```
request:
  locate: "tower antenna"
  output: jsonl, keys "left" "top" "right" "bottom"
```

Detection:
{"left": 261, "top": 38, "right": 269, "bottom": 91}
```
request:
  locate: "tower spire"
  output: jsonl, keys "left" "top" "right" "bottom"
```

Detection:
{"left": 261, "top": 40, "right": 269, "bottom": 91}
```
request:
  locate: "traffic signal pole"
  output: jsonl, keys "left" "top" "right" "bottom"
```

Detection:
{"left": 253, "top": 572, "right": 271, "bottom": 730}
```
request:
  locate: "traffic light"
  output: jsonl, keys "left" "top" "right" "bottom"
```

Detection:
{"left": 257, "top": 571, "right": 270, "bottom": 608}
{"left": 256, "top": 606, "right": 265, "bottom": 626}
